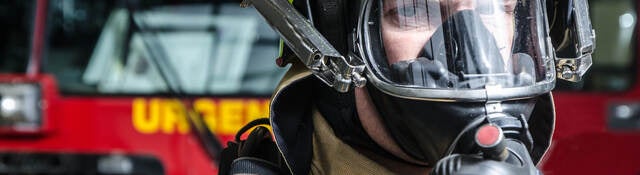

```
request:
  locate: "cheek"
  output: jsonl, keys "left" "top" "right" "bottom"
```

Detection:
{"left": 382, "top": 29, "right": 432, "bottom": 64}
{"left": 500, "top": 16, "right": 515, "bottom": 61}
{"left": 506, "top": 16, "right": 514, "bottom": 50}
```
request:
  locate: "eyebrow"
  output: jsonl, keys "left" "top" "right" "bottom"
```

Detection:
{"left": 382, "top": 0, "right": 434, "bottom": 9}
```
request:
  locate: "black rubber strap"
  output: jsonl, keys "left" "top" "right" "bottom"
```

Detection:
{"left": 235, "top": 118, "right": 271, "bottom": 142}
{"left": 311, "top": 0, "right": 348, "bottom": 54}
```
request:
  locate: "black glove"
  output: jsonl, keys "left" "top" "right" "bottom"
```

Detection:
{"left": 218, "top": 118, "right": 288, "bottom": 175}
{"left": 432, "top": 140, "right": 541, "bottom": 175}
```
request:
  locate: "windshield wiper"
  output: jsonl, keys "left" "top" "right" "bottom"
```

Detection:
{"left": 130, "top": 10, "right": 223, "bottom": 164}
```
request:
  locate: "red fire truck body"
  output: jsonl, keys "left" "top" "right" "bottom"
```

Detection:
{"left": 0, "top": 75, "right": 229, "bottom": 175}
{"left": 0, "top": 0, "right": 278, "bottom": 174}
{"left": 543, "top": 91, "right": 640, "bottom": 175}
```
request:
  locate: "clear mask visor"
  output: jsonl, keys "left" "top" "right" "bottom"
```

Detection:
{"left": 364, "top": 0, "right": 553, "bottom": 91}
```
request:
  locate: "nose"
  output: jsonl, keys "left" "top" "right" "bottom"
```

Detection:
{"left": 446, "top": 0, "right": 476, "bottom": 12}
{"left": 439, "top": 0, "right": 477, "bottom": 19}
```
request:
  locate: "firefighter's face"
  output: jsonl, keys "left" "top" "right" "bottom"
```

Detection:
{"left": 381, "top": 0, "right": 517, "bottom": 65}
{"left": 355, "top": 0, "right": 520, "bottom": 166}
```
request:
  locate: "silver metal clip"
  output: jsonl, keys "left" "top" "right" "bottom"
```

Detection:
{"left": 242, "top": 0, "right": 366, "bottom": 92}
{"left": 555, "top": 0, "right": 595, "bottom": 82}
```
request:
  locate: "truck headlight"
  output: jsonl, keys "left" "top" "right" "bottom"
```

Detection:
{"left": 0, "top": 83, "right": 41, "bottom": 131}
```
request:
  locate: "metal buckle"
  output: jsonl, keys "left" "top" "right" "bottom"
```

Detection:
{"left": 555, "top": 0, "right": 596, "bottom": 82}
{"left": 241, "top": 0, "right": 366, "bottom": 92}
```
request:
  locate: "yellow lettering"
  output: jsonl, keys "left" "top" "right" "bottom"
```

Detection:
{"left": 246, "top": 100, "right": 270, "bottom": 122}
{"left": 162, "top": 100, "right": 190, "bottom": 134}
{"left": 132, "top": 98, "right": 159, "bottom": 134}
{"left": 133, "top": 98, "right": 274, "bottom": 135}
{"left": 219, "top": 99, "right": 245, "bottom": 135}
{"left": 194, "top": 99, "right": 217, "bottom": 134}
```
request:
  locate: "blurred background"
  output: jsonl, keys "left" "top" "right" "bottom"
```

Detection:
{"left": 0, "top": 0, "right": 638, "bottom": 174}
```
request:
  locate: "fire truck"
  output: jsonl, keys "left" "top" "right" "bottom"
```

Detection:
{"left": 0, "top": 0, "right": 638, "bottom": 174}
{"left": 539, "top": 0, "right": 640, "bottom": 174}
{"left": 1, "top": 0, "right": 285, "bottom": 174}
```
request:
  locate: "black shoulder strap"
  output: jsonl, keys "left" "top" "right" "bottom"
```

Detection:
{"left": 218, "top": 118, "right": 289, "bottom": 175}
{"left": 310, "top": 0, "right": 348, "bottom": 54}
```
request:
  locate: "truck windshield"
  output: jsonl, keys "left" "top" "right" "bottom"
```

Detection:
{"left": 0, "top": 0, "right": 34, "bottom": 73}
{"left": 44, "top": 0, "right": 285, "bottom": 96}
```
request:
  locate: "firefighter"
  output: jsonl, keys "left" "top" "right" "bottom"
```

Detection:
{"left": 221, "top": 0, "right": 595, "bottom": 174}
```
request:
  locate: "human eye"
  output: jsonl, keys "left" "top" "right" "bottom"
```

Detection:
{"left": 383, "top": 2, "right": 438, "bottom": 29}
{"left": 385, "top": 4, "right": 427, "bottom": 21}
{"left": 395, "top": 5, "right": 427, "bottom": 18}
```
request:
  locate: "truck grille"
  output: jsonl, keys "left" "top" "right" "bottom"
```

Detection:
{"left": 0, "top": 152, "right": 164, "bottom": 175}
